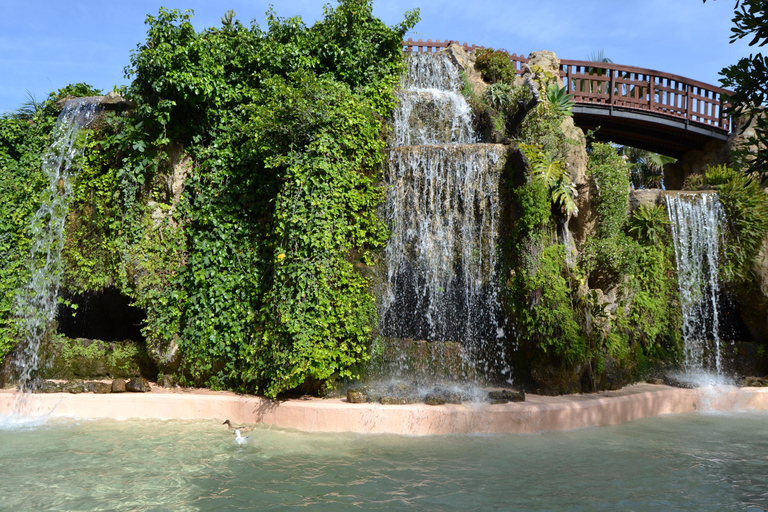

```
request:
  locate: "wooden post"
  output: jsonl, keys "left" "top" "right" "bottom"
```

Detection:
{"left": 649, "top": 75, "right": 655, "bottom": 112}
{"left": 608, "top": 68, "right": 614, "bottom": 105}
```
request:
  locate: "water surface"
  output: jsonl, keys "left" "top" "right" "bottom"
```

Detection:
{"left": 1, "top": 412, "right": 766, "bottom": 511}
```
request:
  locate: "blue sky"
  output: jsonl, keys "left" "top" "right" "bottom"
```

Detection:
{"left": 0, "top": 0, "right": 753, "bottom": 115}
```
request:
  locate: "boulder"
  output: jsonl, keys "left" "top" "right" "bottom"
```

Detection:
{"left": 424, "top": 394, "right": 446, "bottom": 406}
{"left": 100, "top": 91, "right": 137, "bottom": 110}
{"left": 125, "top": 377, "right": 151, "bottom": 392}
{"left": 157, "top": 374, "right": 176, "bottom": 388}
{"left": 445, "top": 42, "right": 486, "bottom": 96}
{"left": 741, "top": 376, "right": 768, "bottom": 387}
{"left": 380, "top": 396, "right": 416, "bottom": 405}
{"left": 86, "top": 381, "right": 112, "bottom": 394}
{"left": 487, "top": 389, "right": 525, "bottom": 403}
{"left": 346, "top": 388, "right": 367, "bottom": 404}
{"left": 111, "top": 378, "right": 126, "bottom": 393}
{"left": 63, "top": 380, "right": 86, "bottom": 394}
{"left": 629, "top": 189, "right": 665, "bottom": 212}
{"left": 29, "top": 379, "right": 61, "bottom": 393}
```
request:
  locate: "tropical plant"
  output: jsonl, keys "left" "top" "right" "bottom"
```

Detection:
{"left": 546, "top": 83, "right": 575, "bottom": 117}
{"left": 522, "top": 144, "right": 578, "bottom": 216}
{"left": 703, "top": 0, "right": 768, "bottom": 175}
{"left": 485, "top": 82, "right": 513, "bottom": 110}
{"left": 586, "top": 50, "right": 613, "bottom": 64}
{"left": 618, "top": 145, "right": 677, "bottom": 189}
{"left": 705, "top": 164, "right": 768, "bottom": 283}
{"left": 627, "top": 204, "right": 670, "bottom": 245}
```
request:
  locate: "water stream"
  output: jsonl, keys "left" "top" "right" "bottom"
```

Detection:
{"left": 379, "top": 52, "right": 507, "bottom": 380}
{"left": 666, "top": 191, "right": 725, "bottom": 376}
{"left": 12, "top": 98, "right": 101, "bottom": 390}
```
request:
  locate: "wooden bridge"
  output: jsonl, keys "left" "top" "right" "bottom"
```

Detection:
{"left": 402, "top": 39, "right": 733, "bottom": 157}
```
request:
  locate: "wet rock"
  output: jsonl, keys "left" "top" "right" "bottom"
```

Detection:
{"left": 29, "top": 379, "right": 61, "bottom": 393}
{"left": 125, "top": 377, "right": 151, "bottom": 392}
{"left": 645, "top": 378, "right": 665, "bottom": 385}
{"left": 427, "top": 387, "right": 467, "bottom": 405}
{"left": 346, "top": 388, "right": 367, "bottom": 403}
{"left": 63, "top": 380, "right": 86, "bottom": 394}
{"left": 380, "top": 396, "right": 420, "bottom": 405}
{"left": 111, "top": 378, "right": 126, "bottom": 393}
{"left": 663, "top": 375, "right": 696, "bottom": 389}
{"left": 741, "top": 376, "right": 768, "bottom": 387}
{"left": 424, "top": 394, "right": 446, "bottom": 406}
{"left": 487, "top": 390, "right": 525, "bottom": 403}
{"left": 86, "top": 381, "right": 112, "bottom": 394}
{"left": 390, "top": 382, "right": 414, "bottom": 396}
{"left": 157, "top": 374, "right": 176, "bottom": 388}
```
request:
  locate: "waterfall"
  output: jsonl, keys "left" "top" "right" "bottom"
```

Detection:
{"left": 380, "top": 52, "right": 506, "bottom": 380}
{"left": 666, "top": 192, "right": 725, "bottom": 375}
{"left": 13, "top": 97, "right": 101, "bottom": 390}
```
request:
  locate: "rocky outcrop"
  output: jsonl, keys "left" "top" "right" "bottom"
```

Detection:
{"left": 664, "top": 115, "right": 759, "bottom": 189}
{"left": 100, "top": 91, "right": 137, "bottom": 110}
{"left": 735, "top": 237, "right": 768, "bottom": 344}
{"left": 629, "top": 189, "right": 665, "bottom": 211}
{"left": 664, "top": 140, "right": 729, "bottom": 189}
{"left": 446, "top": 42, "right": 486, "bottom": 95}
{"left": 34, "top": 335, "right": 156, "bottom": 381}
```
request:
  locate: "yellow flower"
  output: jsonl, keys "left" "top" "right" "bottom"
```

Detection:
{"left": 277, "top": 253, "right": 286, "bottom": 261}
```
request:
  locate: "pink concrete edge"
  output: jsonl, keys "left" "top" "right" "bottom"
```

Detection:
{"left": 2, "top": 384, "right": 767, "bottom": 435}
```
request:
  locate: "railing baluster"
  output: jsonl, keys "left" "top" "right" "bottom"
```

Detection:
{"left": 649, "top": 75, "right": 655, "bottom": 112}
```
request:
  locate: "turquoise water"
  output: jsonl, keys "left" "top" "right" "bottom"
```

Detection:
{"left": 1, "top": 412, "right": 767, "bottom": 511}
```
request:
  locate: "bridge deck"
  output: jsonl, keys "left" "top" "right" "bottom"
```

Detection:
{"left": 402, "top": 39, "right": 733, "bottom": 156}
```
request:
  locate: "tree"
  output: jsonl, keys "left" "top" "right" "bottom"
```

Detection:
{"left": 704, "top": 0, "right": 768, "bottom": 174}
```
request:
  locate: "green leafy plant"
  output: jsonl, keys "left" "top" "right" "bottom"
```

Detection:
{"left": 705, "top": 165, "right": 768, "bottom": 282}
{"left": 474, "top": 48, "right": 517, "bottom": 84}
{"left": 485, "top": 82, "right": 513, "bottom": 110}
{"left": 627, "top": 204, "right": 670, "bottom": 245}
{"left": 546, "top": 83, "right": 575, "bottom": 117}
{"left": 618, "top": 146, "right": 676, "bottom": 189}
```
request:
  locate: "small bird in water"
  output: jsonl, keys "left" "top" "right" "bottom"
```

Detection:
{"left": 223, "top": 419, "right": 254, "bottom": 432}
{"left": 234, "top": 428, "right": 251, "bottom": 447}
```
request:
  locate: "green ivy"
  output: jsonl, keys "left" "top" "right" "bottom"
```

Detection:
{"left": 107, "top": 1, "right": 417, "bottom": 397}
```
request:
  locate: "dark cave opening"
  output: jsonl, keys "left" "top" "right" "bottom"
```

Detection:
{"left": 56, "top": 287, "right": 146, "bottom": 342}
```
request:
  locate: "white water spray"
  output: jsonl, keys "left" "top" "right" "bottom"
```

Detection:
{"left": 13, "top": 98, "right": 101, "bottom": 390}
{"left": 666, "top": 191, "right": 725, "bottom": 375}
{"left": 380, "top": 52, "right": 507, "bottom": 380}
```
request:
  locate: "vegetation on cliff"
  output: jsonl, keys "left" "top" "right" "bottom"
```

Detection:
{"left": 0, "top": 1, "right": 419, "bottom": 397}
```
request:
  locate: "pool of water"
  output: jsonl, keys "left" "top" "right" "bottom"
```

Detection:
{"left": 1, "top": 411, "right": 767, "bottom": 511}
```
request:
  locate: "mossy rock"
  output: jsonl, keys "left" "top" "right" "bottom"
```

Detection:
{"left": 36, "top": 335, "right": 157, "bottom": 381}
{"left": 487, "top": 389, "right": 525, "bottom": 403}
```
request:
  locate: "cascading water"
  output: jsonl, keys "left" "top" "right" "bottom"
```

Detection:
{"left": 666, "top": 191, "right": 725, "bottom": 375}
{"left": 379, "top": 52, "right": 507, "bottom": 381}
{"left": 13, "top": 97, "right": 101, "bottom": 391}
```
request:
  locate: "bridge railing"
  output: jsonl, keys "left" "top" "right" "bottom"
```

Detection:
{"left": 401, "top": 39, "right": 732, "bottom": 133}
{"left": 559, "top": 60, "right": 731, "bottom": 132}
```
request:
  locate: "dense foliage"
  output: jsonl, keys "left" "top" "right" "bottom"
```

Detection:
{"left": 1, "top": 1, "right": 419, "bottom": 397}
{"left": 506, "top": 139, "right": 681, "bottom": 392}
{"left": 703, "top": 0, "right": 768, "bottom": 175}
{"left": 474, "top": 48, "right": 518, "bottom": 84}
